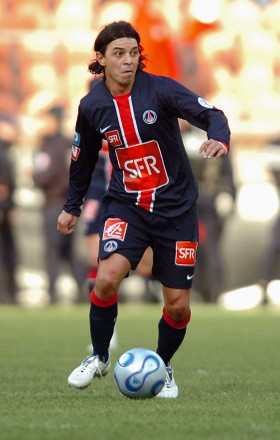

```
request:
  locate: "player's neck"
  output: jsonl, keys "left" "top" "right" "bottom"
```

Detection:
{"left": 105, "top": 78, "right": 134, "bottom": 97}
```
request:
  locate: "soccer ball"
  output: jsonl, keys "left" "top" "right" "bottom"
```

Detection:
{"left": 114, "top": 347, "right": 167, "bottom": 399}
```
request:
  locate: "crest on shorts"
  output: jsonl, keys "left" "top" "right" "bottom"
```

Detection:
{"left": 102, "top": 218, "right": 128, "bottom": 241}
{"left": 175, "top": 241, "right": 198, "bottom": 266}
{"left": 104, "top": 240, "right": 118, "bottom": 253}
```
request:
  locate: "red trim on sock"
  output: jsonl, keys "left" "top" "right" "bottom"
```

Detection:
{"left": 88, "top": 267, "right": 98, "bottom": 279}
{"left": 162, "top": 307, "right": 191, "bottom": 329}
{"left": 90, "top": 290, "right": 118, "bottom": 307}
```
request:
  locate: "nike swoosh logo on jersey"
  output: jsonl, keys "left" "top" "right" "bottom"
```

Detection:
{"left": 100, "top": 125, "right": 111, "bottom": 133}
{"left": 186, "top": 274, "right": 194, "bottom": 280}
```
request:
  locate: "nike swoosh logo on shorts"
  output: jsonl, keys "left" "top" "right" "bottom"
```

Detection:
{"left": 100, "top": 125, "right": 111, "bottom": 133}
{"left": 187, "top": 274, "right": 194, "bottom": 280}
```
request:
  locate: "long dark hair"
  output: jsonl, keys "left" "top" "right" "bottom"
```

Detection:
{"left": 88, "top": 21, "right": 147, "bottom": 75}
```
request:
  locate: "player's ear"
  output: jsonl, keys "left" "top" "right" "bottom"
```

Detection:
{"left": 96, "top": 52, "right": 106, "bottom": 67}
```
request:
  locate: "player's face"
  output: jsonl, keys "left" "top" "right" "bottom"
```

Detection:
{"left": 96, "top": 38, "right": 139, "bottom": 95}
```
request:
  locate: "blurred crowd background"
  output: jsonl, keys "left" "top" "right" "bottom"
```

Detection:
{"left": 1, "top": 0, "right": 280, "bottom": 309}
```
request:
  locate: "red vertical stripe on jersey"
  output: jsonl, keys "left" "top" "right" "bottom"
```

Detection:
{"left": 137, "top": 189, "right": 154, "bottom": 210}
{"left": 114, "top": 94, "right": 154, "bottom": 211}
{"left": 115, "top": 94, "right": 139, "bottom": 145}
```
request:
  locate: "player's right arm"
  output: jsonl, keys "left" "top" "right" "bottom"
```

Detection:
{"left": 62, "top": 104, "right": 102, "bottom": 217}
{"left": 57, "top": 211, "right": 78, "bottom": 235}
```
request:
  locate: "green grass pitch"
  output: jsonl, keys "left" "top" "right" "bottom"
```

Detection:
{"left": 0, "top": 303, "right": 279, "bottom": 440}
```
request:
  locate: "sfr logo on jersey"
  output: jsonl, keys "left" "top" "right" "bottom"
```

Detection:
{"left": 116, "top": 140, "right": 168, "bottom": 192}
{"left": 102, "top": 218, "right": 128, "bottom": 241}
{"left": 175, "top": 241, "right": 198, "bottom": 266}
{"left": 105, "top": 130, "right": 122, "bottom": 147}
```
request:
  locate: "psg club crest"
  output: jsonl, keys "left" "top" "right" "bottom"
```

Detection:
{"left": 104, "top": 240, "right": 118, "bottom": 253}
{"left": 143, "top": 110, "right": 157, "bottom": 125}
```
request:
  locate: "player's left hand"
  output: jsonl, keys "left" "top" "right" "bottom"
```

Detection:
{"left": 199, "top": 139, "right": 228, "bottom": 160}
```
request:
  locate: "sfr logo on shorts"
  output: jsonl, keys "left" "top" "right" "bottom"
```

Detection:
{"left": 175, "top": 241, "right": 198, "bottom": 266}
{"left": 102, "top": 218, "right": 128, "bottom": 241}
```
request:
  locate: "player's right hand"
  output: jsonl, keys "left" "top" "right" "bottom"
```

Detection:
{"left": 57, "top": 211, "right": 78, "bottom": 235}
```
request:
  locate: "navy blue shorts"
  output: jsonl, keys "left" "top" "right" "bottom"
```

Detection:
{"left": 98, "top": 198, "right": 199, "bottom": 289}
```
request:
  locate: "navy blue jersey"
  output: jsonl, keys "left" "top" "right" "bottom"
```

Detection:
{"left": 64, "top": 70, "right": 230, "bottom": 218}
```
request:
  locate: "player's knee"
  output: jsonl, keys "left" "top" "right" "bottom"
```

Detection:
{"left": 95, "top": 275, "right": 115, "bottom": 297}
{"left": 164, "top": 288, "right": 190, "bottom": 321}
{"left": 165, "top": 303, "right": 190, "bottom": 322}
{"left": 95, "top": 270, "right": 120, "bottom": 297}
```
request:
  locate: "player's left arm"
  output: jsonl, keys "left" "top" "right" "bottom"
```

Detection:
{"left": 163, "top": 78, "right": 231, "bottom": 154}
{"left": 199, "top": 139, "right": 228, "bottom": 160}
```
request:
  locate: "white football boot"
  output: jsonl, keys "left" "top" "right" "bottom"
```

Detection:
{"left": 68, "top": 354, "right": 111, "bottom": 389}
{"left": 156, "top": 366, "right": 178, "bottom": 398}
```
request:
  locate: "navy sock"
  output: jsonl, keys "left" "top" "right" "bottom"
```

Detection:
{"left": 89, "top": 301, "right": 117, "bottom": 362}
{"left": 156, "top": 317, "right": 187, "bottom": 366}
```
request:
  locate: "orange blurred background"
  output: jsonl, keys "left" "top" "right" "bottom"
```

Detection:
{"left": 1, "top": 0, "right": 280, "bottom": 143}
{"left": 2, "top": 1, "right": 280, "bottom": 308}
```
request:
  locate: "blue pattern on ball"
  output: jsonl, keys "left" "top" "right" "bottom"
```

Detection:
{"left": 124, "top": 354, "right": 160, "bottom": 391}
{"left": 118, "top": 352, "right": 135, "bottom": 367}
{"left": 114, "top": 347, "right": 167, "bottom": 399}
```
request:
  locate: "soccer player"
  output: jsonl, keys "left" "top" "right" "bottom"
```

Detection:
{"left": 57, "top": 21, "right": 230, "bottom": 398}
